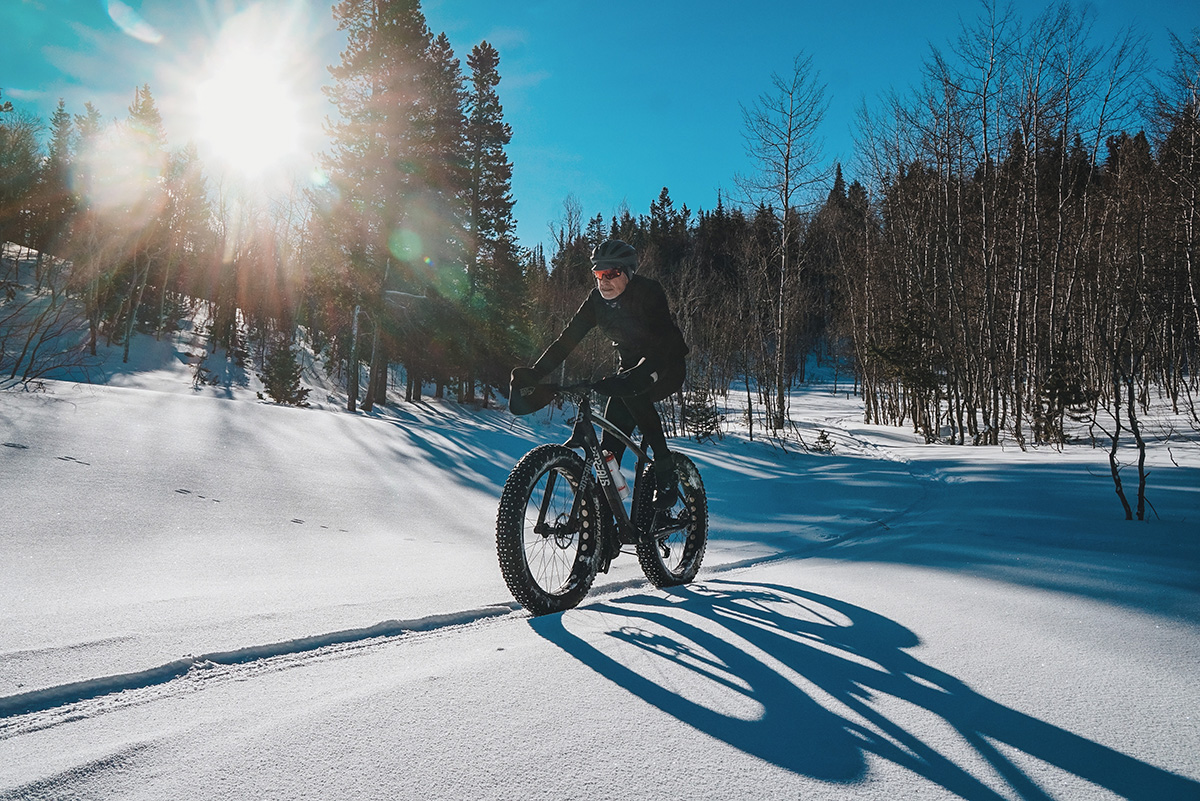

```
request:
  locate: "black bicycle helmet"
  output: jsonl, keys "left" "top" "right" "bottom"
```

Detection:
{"left": 590, "top": 239, "right": 638, "bottom": 274}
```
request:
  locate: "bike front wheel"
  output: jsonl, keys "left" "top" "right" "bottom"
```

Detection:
{"left": 634, "top": 452, "right": 708, "bottom": 587}
{"left": 496, "top": 444, "right": 601, "bottom": 615}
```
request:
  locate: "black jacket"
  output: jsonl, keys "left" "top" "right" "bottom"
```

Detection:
{"left": 533, "top": 274, "right": 688, "bottom": 377}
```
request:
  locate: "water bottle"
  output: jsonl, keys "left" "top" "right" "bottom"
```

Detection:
{"left": 603, "top": 451, "right": 631, "bottom": 500}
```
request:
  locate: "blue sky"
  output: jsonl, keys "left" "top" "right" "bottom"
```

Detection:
{"left": 3, "top": 0, "right": 1197, "bottom": 254}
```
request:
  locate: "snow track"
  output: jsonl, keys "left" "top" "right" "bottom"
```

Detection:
{"left": 0, "top": 604, "right": 519, "bottom": 722}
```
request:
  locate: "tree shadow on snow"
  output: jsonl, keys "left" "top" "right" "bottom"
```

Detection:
{"left": 807, "top": 457, "right": 1200, "bottom": 622}
{"left": 530, "top": 580, "right": 1199, "bottom": 799}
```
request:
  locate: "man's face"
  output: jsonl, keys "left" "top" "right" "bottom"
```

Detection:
{"left": 594, "top": 268, "right": 629, "bottom": 300}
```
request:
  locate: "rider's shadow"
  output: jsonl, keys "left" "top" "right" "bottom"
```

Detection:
{"left": 529, "top": 580, "right": 1197, "bottom": 800}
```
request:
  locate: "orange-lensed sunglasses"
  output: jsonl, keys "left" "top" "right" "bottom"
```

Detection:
{"left": 592, "top": 268, "right": 623, "bottom": 280}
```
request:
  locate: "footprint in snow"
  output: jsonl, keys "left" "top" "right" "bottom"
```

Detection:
{"left": 57, "top": 455, "right": 90, "bottom": 465}
{"left": 3, "top": 442, "right": 29, "bottom": 450}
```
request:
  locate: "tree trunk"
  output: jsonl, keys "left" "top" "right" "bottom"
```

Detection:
{"left": 347, "top": 305, "right": 361, "bottom": 412}
{"left": 362, "top": 323, "right": 383, "bottom": 412}
{"left": 122, "top": 255, "right": 150, "bottom": 364}
{"left": 1108, "top": 366, "right": 1133, "bottom": 520}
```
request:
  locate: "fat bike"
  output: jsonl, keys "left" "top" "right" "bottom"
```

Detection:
{"left": 496, "top": 384, "right": 708, "bottom": 616}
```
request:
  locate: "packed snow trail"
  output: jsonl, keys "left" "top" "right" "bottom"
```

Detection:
{"left": 0, "top": 605, "right": 519, "bottom": 718}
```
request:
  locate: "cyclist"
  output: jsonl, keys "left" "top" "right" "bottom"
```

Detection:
{"left": 512, "top": 239, "right": 688, "bottom": 507}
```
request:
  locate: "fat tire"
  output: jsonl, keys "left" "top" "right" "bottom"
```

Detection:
{"left": 634, "top": 452, "right": 708, "bottom": 587}
{"left": 496, "top": 444, "right": 601, "bottom": 615}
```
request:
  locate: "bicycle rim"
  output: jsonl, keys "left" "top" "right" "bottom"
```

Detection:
{"left": 635, "top": 453, "right": 708, "bottom": 587}
{"left": 496, "top": 444, "right": 599, "bottom": 614}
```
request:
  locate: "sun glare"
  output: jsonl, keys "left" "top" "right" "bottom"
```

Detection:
{"left": 195, "top": 50, "right": 300, "bottom": 175}
{"left": 189, "top": 10, "right": 316, "bottom": 181}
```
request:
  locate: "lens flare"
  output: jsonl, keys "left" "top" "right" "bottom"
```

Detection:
{"left": 107, "top": 0, "right": 163, "bottom": 44}
{"left": 388, "top": 229, "right": 424, "bottom": 262}
{"left": 73, "top": 123, "right": 167, "bottom": 217}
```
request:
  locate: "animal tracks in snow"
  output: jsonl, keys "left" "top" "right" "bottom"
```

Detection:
{"left": 172, "top": 490, "right": 348, "bottom": 531}
{"left": 173, "top": 488, "right": 220, "bottom": 503}
{"left": 287, "top": 519, "right": 345, "bottom": 531}
{"left": 1, "top": 443, "right": 91, "bottom": 467}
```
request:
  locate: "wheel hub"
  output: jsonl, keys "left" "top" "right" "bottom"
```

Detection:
{"left": 534, "top": 513, "right": 577, "bottom": 549}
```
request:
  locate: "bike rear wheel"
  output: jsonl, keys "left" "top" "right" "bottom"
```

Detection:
{"left": 496, "top": 444, "right": 601, "bottom": 615}
{"left": 634, "top": 452, "right": 708, "bottom": 587}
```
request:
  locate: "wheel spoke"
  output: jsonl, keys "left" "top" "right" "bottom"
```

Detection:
{"left": 523, "top": 468, "right": 581, "bottom": 593}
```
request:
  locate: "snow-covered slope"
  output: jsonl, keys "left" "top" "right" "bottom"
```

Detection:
{"left": 1, "top": 328, "right": 1197, "bottom": 800}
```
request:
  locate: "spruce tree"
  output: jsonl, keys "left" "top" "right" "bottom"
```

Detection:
{"left": 0, "top": 92, "right": 40, "bottom": 250}
{"left": 119, "top": 84, "right": 169, "bottom": 363}
{"left": 465, "top": 41, "right": 523, "bottom": 394}
{"left": 323, "top": 0, "right": 475, "bottom": 408}
{"left": 259, "top": 339, "right": 311, "bottom": 406}
{"left": 31, "top": 100, "right": 76, "bottom": 261}
{"left": 71, "top": 102, "right": 106, "bottom": 356}
{"left": 681, "top": 385, "right": 723, "bottom": 443}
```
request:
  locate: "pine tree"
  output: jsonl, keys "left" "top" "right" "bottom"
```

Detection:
{"left": 422, "top": 31, "right": 470, "bottom": 274}
{"left": 323, "top": 0, "right": 439, "bottom": 409}
{"left": 118, "top": 84, "right": 169, "bottom": 363}
{"left": 681, "top": 385, "right": 723, "bottom": 443}
{"left": 324, "top": 0, "right": 436, "bottom": 261}
{"left": 30, "top": 100, "right": 76, "bottom": 262}
{"left": 465, "top": 41, "right": 523, "bottom": 396}
{"left": 71, "top": 102, "right": 106, "bottom": 356}
{"left": 259, "top": 339, "right": 311, "bottom": 406}
{"left": 0, "top": 92, "right": 40, "bottom": 250}
{"left": 399, "top": 30, "right": 470, "bottom": 405}
{"left": 158, "top": 143, "right": 211, "bottom": 335}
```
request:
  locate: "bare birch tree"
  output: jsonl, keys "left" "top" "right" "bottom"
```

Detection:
{"left": 737, "top": 52, "right": 829, "bottom": 430}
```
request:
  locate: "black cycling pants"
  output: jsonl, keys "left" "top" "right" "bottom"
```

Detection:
{"left": 600, "top": 360, "right": 685, "bottom": 465}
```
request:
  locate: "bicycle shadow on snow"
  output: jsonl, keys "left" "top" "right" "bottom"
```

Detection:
{"left": 529, "top": 580, "right": 1198, "bottom": 800}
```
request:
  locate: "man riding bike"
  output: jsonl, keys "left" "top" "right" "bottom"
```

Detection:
{"left": 511, "top": 239, "right": 688, "bottom": 508}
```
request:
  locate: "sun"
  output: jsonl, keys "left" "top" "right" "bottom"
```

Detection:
{"left": 194, "top": 49, "right": 301, "bottom": 176}
{"left": 188, "top": 10, "right": 317, "bottom": 181}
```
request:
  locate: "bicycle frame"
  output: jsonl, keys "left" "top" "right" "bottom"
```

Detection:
{"left": 560, "top": 389, "right": 649, "bottom": 543}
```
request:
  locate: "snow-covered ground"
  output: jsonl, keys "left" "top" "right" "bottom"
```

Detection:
{"left": 1, "top": 325, "right": 1198, "bottom": 800}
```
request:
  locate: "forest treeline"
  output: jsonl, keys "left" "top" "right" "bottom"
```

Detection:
{"left": 2, "top": 3, "right": 1198, "bottom": 484}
